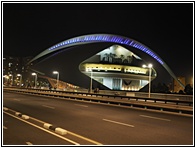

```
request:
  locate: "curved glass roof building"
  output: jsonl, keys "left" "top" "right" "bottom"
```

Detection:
{"left": 79, "top": 44, "right": 157, "bottom": 91}
{"left": 30, "top": 34, "right": 184, "bottom": 90}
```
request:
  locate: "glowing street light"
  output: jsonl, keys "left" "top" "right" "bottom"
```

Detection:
{"left": 32, "top": 73, "right": 37, "bottom": 89}
{"left": 53, "top": 71, "right": 59, "bottom": 89}
{"left": 17, "top": 74, "right": 22, "bottom": 87}
{"left": 3, "top": 75, "right": 9, "bottom": 85}
{"left": 86, "top": 68, "right": 93, "bottom": 93}
{"left": 9, "top": 74, "right": 13, "bottom": 86}
{"left": 142, "top": 64, "right": 153, "bottom": 98}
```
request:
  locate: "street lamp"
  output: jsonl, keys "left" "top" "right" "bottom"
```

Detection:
{"left": 3, "top": 75, "right": 9, "bottom": 85}
{"left": 142, "top": 64, "right": 153, "bottom": 98}
{"left": 86, "top": 68, "right": 93, "bottom": 93}
{"left": 90, "top": 69, "right": 93, "bottom": 93}
{"left": 9, "top": 74, "right": 13, "bottom": 86}
{"left": 32, "top": 73, "right": 37, "bottom": 89}
{"left": 53, "top": 71, "right": 59, "bottom": 89}
{"left": 17, "top": 74, "right": 22, "bottom": 87}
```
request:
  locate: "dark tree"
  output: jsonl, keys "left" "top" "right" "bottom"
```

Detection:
{"left": 152, "top": 82, "right": 170, "bottom": 93}
{"left": 179, "top": 90, "right": 184, "bottom": 94}
{"left": 184, "top": 84, "right": 193, "bottom": 95}
{"left": 163, "top": 83, "right": 170, "bottom": 93}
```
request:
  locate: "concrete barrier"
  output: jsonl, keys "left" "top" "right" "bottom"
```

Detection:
{"left": 43, "top": 123, "right": 52, "bottom": 129}
{"left": 22, "top": 115, "right": 30, "bottom": 120}
{"left": 55, "top": 127, "right": 67, "bottom": 135}
{"left": 43, "top": 123, "right": 67, "bottom": 135}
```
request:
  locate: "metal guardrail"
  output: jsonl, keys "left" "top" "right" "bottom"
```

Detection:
{"left": 29, "top": 88, "right": 193, "bottom": 106}
{"left": 133, "top": 92, "right": 193, "bottom": 101}
{"left": 82, "top": 89, "right": 193, "bottom": 101}
{"left": 3, "top": 87, "right": 193, "bottom": 116}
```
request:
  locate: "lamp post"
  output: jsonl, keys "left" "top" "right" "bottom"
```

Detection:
{"left": 90, "top": 69, "right": 93, "bottom": 93}
{"left": 9, "top": 74, "right": 13, "bottom": 86}
{"left": 53, "top": 71, "right": 59, "bottom": 90}
{"left": 32, "top": 73, "right": 37, "bottom": 89}
{"left": 17, "top": 74, "right": 22, "bottom": 87}
{"left": 3, "top": 75, "right": 9, "bottom": 85}
{"left": 142, "top": 64, "right": 153, "bottom": 98}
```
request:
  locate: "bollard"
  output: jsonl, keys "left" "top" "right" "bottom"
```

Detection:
{"left": 22, "top": 115, "right": 30, "bottom": 120}
{"left": 55, "top": 128, "right": 67, "bottom": 135}
{"left": 43, "top": 123, "right": 52, "bottom": 129}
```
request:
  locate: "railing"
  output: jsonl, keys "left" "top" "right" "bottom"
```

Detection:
{"left": 3, "top": 87, "right": 193, "bottom": 116}
{"left": 133, "top": 92, "right": 193, "bottom": 101}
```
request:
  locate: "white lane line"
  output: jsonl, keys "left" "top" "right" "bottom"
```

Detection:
{"left": 140, "top": 115, "right": 171, "bottom": 121}
{"left": 42, "top": 105, "right": 55, "bottom": 109}
{"left": 4, "top": 111, "right": 79, "bottom": 145}
{"left": 13, "top": 99, "right": 20, "bottom": 101}
{"left": 103, "top": 119, "right": 134, "bottom": 127}
{"left": 68, "top": 131, "right": 102, "bottom": 145}
{"left": 74, "top": 104, "right": 88, "bottom": 108}
{"left": 26, "top": 142, "right": 33, "bottom": 145}
{"left": 3, "top": 126, "right": 8, "bottom": 129}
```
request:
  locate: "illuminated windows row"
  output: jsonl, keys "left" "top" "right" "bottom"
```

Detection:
{"left": 86, "top": 66, "right": 121, "bottom": 72}
{"left": 124, "top": 69, "right": 146, "bottom": 74}
{"left": 85, "top": 66, "right": 146, "bottom": 74}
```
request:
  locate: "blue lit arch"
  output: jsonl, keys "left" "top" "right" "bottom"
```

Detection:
{"left": 29, "top": 34, "right": 184, "bottom": 88}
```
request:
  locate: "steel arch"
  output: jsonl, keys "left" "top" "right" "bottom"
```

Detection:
{"left": 29, "top": 34, "right": 184, "bottom": 88}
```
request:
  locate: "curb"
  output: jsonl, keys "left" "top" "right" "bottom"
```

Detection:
{"left": 4, "top": 107, "right": 67, "bottom": 136}
{"left": 43, "top": 123, "right": 67, "bottom": 135}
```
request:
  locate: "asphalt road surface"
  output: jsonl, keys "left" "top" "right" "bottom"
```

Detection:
{"left": 3, "top": 91, "right": 193, "bottom": 145}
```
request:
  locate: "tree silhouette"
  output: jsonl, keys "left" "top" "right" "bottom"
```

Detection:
{"left": 184, "top": 84, "right": 193, "bottom": 95}
{"left": 152, "top": 82, "right": 170, "bottom": 93}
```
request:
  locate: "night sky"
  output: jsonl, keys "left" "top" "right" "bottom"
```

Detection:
{"left": 3, "top": 2, "right": 194, "bottom": 85}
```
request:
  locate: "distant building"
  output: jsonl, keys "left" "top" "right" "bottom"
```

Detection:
{"left": 190, "top": 77, "right": 193, "bottom": 88}
{"left": 173, "top": 76, "right": 186, "bottom": 93}
{"left": 3, "top": 55, "right": 81, "bottom": 90}
{"left": 38, "top": 75, "right": 81, "bottom": 91}
{"left": 3, "top": 56, "right": 33, "bottom": 86}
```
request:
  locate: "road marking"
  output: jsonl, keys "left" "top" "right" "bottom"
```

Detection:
{"left": 3, "top": 111, "right": 79, "bottom": 145}
{"left": 13, "top": 99, "right": 20, "bottom": 101}
{"left": 68, "top": 131, "right": 102, "bottom": 145}
{"left": 42, "top": 105, "right": 55, "bottom": 109}
{"left": 26, "top": 142, "right": 33, "bottom": 145}
{"left": 140, "top": 115, "right": 171, "bottom": 121}
{"left": 3, "top": 126, "right": 7, "bottom": 129}
{"left": 30, "top": 117, "right": 46, "bottom": 124}
{"left": 3, "top": 108, "right": 102, "bottom": 145}
{"left": 103, "top": 119, "right": 134, "bottom": 127}
{"left": 74, "top": 104, "right": 88, "bottom": 108}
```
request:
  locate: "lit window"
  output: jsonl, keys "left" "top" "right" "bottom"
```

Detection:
{"left": 8, "top": 63, "right": 12, "bottom": 67}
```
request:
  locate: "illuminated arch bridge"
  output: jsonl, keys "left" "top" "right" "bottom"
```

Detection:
{"left": 29, "top": 34, "right": 184, "bottom": 89}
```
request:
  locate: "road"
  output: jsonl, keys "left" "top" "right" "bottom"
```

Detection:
{"left": 3, "top": 91, "right": 193, "bottom": 145}
{"left": 3, "top": 114, "right": 75, "bottom": 145}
